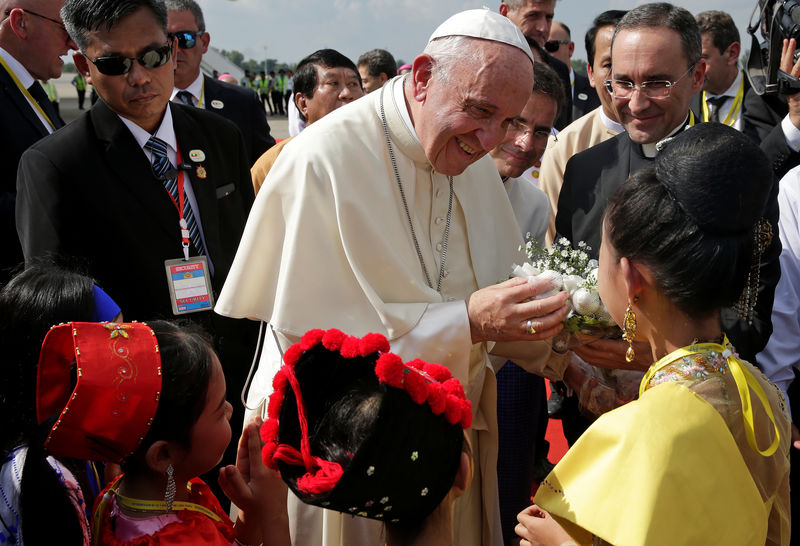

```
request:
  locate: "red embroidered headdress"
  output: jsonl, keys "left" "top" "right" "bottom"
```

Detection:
{"left": 36, "top": 322, "right": 162, "bottom": 463}
{"left": 261, "top": 328, "right": 471, "bottom": 523}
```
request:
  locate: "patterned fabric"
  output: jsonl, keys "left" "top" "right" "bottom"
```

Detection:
{"left": 0, "top": 446, "right": 90, "bottom": 546}
{"left": 144, "top": 136, "right": 205, "bottom": 256}
{"left": 92, "top": 477, "right": 235, "bottom": 545}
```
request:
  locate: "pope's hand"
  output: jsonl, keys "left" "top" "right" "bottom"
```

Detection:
{"left": 466, "top": 277, "right": 569, "bottom": 344}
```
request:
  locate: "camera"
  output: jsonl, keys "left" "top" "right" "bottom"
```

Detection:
{"left": 746, "top": 0, "right": 800, "bottom": 94}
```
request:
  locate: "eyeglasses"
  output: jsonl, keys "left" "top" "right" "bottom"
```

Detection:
{"left": 508, "top": 119, "right": 555, "bottom": 143}
{"left": 4, "top": 8, "right": 67, "bottom": 33}
{"left": 168, "top": 30, "right": 205, "bottom": 49}
{"left": 83, "top": 43, "right": 172, "bottom": 76}
{"left": 604, "top": 64, "right": 696, "bottom": 100}
{"left": 544, "top": 39, "right": 570, "bottom": 53}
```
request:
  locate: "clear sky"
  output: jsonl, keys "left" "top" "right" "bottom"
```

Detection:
{"left": 199, "top": 0, "right": 761, "bottom": 66}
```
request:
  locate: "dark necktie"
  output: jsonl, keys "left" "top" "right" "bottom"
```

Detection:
{"left": 144, "top": 136, "right": 206, "bottom": 256}
{"left": 176, "top": 90, "right": 195, "bottom": 107}
{"left": 27, "top": 81, "right": 63, "bottom": 129}
{"left": 706, "top": 96, "right": 727, "bottom": 123}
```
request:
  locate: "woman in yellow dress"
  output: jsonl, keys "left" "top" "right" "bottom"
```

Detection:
{"left": 517, "top": 123, "right": 791, "bottom": 546}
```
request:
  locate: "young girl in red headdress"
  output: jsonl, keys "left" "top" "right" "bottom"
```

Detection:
{"left": 37, "top": 320, "right": 290, "bottom": 546}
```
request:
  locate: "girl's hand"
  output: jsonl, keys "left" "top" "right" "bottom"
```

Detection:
{"left": 515, "top": 505, "right": 576, "bottom": 546}
{"left": 219, "top": 417, "right": 290, "bottom": 545}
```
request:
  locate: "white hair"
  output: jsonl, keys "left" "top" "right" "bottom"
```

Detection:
{"left": 422, "top": 35, "right": 485, "bottom": 83}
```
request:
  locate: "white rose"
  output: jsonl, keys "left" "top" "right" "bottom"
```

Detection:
{"left": 587, "top": 268, "right": 599, "bottom": 284}
{"left": 572, "top": 287, "right": 601, "bottom": 315}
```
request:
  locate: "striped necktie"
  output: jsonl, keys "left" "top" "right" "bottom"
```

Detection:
{"left": 176, "top": 90, "right": 195, "bottom": 107}
{"left": 144, "top": 136, "right": 206, "bottom": 256}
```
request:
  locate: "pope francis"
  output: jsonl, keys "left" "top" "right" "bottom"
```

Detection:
{"left": 217, "top": 9, "right": 570, "bottom": 546}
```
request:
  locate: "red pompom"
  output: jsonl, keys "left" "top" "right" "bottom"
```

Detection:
{"left": 404, "top": 369, "right": 429, "bottom": 404}
{"left": 422, "top": 362, "right": 452, "bottom": 382}
{"left": 375, "top": 353, "right": 404, "bottom": 388}
{"left": 267, "top": 387, "right": 285, "bottom": 420}
{"left": 460, "top": 402, "right": 473, "bottom": 429}
{"left": 406, "top": 358, "right": 425, "bottom": 371}
{"left": 340, "top": 336, "right": 360, "bottom": 359}
{"left": 272, "top": 369, "right": 288, "bottom": 392}
{"left": 427, "top": 382, "right": 447, "bottom": 414}
{"left": 359, "top": 332, "right": 390, "bottom": 356}
{"left": 300, "top": 329, "right": 325, "bottom": 351}
{"left": 283, "top": 344, "right": 304, "bottom": 367}
{"left": 260, "top": 418, "right": 280, "bottom": 444}
{"left": 443, "top": 378, "right": 467, "bottom": 400}
{"left": 296, "top": 458, "right": 344, "bottom": 495}
{"left": 444, "top": 395, "right": 464, "bottom": 425}
{"left": 322, "top": 329, "right": 347, "bottom": 351}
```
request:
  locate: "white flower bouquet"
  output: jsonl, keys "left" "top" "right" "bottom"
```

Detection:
{"left": 512, "top": 236, "right": 621, "bottom": 350}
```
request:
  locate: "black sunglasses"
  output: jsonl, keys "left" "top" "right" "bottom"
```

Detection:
{"left": 83, "top": 43, "right": 172, "bottom": 76}
{"left": 544, "top": 39, "right": 570, "bottom": 53}
{"left": 168, "top": 30, "right": 205, "bottom": 49}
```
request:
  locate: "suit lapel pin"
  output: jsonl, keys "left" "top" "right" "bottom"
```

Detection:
{"left": 189, "top": 149, "right": 206, "bottom": 162}
{"left": 577, "top": 93, "right": 588, "bottom": 101}
{"left": 196, "top": 165, "right": 207, "bottom": 179}
{"left": 211, "top": 99, "right": 224, "bottom": 109}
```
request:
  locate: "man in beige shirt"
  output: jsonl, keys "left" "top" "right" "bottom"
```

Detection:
{"left": 251, "top": 48, "right": 363, "bottom": 193}
{"left": 539, "top": 9, "right": 627, "bottom": 245}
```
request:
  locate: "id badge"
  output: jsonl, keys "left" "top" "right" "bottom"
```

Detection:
{"left": 164, "top": 257, "right": 214, "bottom": 315}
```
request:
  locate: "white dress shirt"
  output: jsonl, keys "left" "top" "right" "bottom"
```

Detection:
{"left": 118, "top": 106, "right": 214, "bottom": 272}
{"left": 757, "top": 165, "right": 800, "bottom": 415}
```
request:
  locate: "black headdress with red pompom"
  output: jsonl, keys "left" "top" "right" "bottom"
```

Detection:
{"left": 260, "top": 328, "right": 471, "bottom": 524}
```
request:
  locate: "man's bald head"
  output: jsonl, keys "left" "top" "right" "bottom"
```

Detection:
{"left": 0, "top": 0, "right": 75, "bottom": 79}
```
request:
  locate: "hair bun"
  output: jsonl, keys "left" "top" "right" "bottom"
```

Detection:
{"left": 654, "top": 123, "right": 772, "bottom": 236}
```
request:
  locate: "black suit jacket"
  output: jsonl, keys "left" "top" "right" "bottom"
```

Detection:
{"left": 0, "top": 61, "right": 62, "bottom": 281}
{"left": 201, "top": 75, "right": 275, "bottom": 165}
{"left": 571, "top": 71, "right": 600, "bottom": 122}
{"left": 16, "top": 99, "right": 254, "bottom": 319}
{"left": 555, "top": 129, "right": 781, "bottom": 363}
{"left": 742, "top": 86, "right": 800, "bottom": 179}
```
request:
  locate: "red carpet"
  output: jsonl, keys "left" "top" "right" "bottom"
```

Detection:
{"left": 545, "top": 380, "right": 569, "bottom": 463}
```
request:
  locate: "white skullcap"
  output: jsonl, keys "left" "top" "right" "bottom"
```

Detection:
{"left": 427, "top": 8, "right": 534, "bottom": 65}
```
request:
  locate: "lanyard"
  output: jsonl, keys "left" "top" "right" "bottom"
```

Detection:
{"left": 161, "top": 147, "right": 192, "bottom": 261}
{"left": 0, "top": 55, "right": 56, "bottom": 131}
{"left": 640, "top": 335, "right": 781, "bottom": 457}
{"left": 701, "top": 76, "right": 744, "bottom": 126}
{"left": 97, "top": 479, "right": 224, "bottom": 523}
{"left": 196, "top": 77, "right": 205, "bottom": 108}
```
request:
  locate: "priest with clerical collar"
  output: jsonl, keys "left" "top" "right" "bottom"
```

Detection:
{"left": 555, "top": 3, "right": 780, "bottom": 378}
{"left": 217, "top": 8, "right": 573, "bottom": 546}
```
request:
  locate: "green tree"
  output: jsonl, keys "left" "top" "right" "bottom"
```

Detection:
{"left": 219, "top": 49, "right": 244, "bottom": 67}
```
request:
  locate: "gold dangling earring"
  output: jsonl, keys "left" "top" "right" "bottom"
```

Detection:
{"left": 622, "top": 299, "right": 637, "bottom": 363}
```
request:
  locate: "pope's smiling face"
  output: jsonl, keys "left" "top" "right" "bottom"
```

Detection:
{"left": 410, "top": 39, "right": 533, "bottom": 176}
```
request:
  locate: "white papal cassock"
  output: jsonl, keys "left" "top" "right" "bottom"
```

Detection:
{"left": 216, "top": 76, "right": 568, "bottom": 546}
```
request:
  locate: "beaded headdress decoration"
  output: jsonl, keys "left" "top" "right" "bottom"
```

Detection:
{"left": 261, "top": 328, "right": 471, "bottom": 523}
{"left": 36, "top": 322, "right": 163, "bottom": 463}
